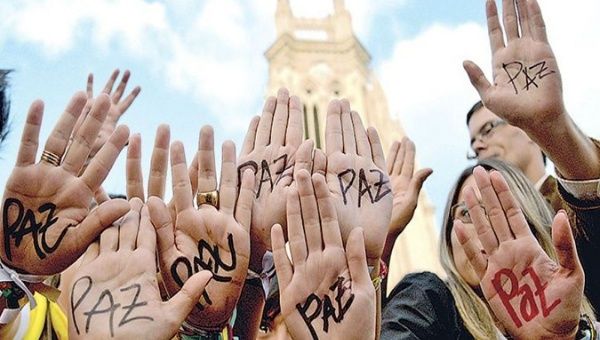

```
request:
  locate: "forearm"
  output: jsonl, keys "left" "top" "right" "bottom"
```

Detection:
{"left": 525, "top": 113, "right": 600, "bottom": 180}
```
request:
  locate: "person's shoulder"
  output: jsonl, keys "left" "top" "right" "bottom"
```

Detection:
{"left": 382, "top": 272, "right": 465, "bottom": 340}
{"left": 388, "top": 271, "right": 449, "bottom": 300}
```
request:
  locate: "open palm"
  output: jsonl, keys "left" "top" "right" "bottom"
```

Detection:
{"left": 464, "top": 0, "right": 564, "bottom": 126}
{"left": 325, "top": 99, "right": 392, "bottom": 263}
{"left": 148, "top": 128, "right": 254, "bottom": 330}
{"left": 455, "top": 167, "right": 582, "bottom": 339}
{"left": 69, "top": 199, "right": 212, "bottom": 340}
{"left": 272, "top": 171, "right": 375, "bottom": 340}
{"left": 1, "top": 93, "right": 129, "bottom": 275}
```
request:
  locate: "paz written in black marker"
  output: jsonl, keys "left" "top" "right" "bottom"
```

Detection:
{"left": 337, "top": 168, "right": 391, "bottom": 207}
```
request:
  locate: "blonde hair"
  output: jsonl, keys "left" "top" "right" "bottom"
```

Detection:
{"left": 440, "top": 159, "right": 595, "bottom": 339}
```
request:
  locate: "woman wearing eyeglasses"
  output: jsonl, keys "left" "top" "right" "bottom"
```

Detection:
{"left": 381, "top": 159, "right": 597, "bottom": 339}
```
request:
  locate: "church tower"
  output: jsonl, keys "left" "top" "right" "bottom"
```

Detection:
{"left": 265, "top": 0, "right": 443, "bottom": 288}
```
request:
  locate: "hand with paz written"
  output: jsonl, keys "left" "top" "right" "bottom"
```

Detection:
{"left": 0, "top": 92, "right": 130, "bottom": 275}
{"left": 272, "top": 170, "right": 375, "bottom": 340}
{"left": 454, "top": 167, "right": 583, "bottom": 339}
{"left": 325, "top": 99, "right": 392, "bottom": 264}
{"left": 148, "top": 126, "right": 255, "bottom": 330}
{"left": 68, "top": 198, "right": 212, "bottom": 340}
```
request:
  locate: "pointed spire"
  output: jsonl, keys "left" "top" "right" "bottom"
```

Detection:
{"left": 333, "top": 0, "right": 345, "bottom": 13}
{"left": 275, "top": 0, "right": 293, "bottom": 36}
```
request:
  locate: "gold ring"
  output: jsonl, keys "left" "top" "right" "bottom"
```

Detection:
{"left": 196, "top": 190, "right": 219, "bottom": 208}
{"left": 40, "top": 150, "right": 61, "bottom": 166}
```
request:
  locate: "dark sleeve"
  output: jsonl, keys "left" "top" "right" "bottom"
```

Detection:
{"left": 557, "top": 183, "right": 600, "bottom": 315}
{"left": 381, "top": 272, "right": 469, "bottom": 340}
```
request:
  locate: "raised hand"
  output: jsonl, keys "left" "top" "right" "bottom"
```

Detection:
{"left": 0, "top": 92, "right": 130, "bottom": 274}
{"left": 238, "top": 88, "right": 312, "bottom": 267}
{"left": 325, "top": 99, "right": 392, "bottom": 263}
{"left": 463, "top": 0, "right": 564, "bottom": 126}
{"left": 272, "top": 170, "right": 375, "bottom": 340}
{"left": 78, "top": 69, "right": 141, "bottom": 160}
{"left": 454, "top": 167, "right": 583, "bottom": 339}
{"left": 386, "top": 137, "right": 432, "bottom": 240}
{"left": 68, "top": 198, "right": 212, "bottom": 340}
{"left": 148, "top": 126, "right": 255, "bottom": 330}
{"left": 382, "top": 137, "right": 432, "bottom": 265}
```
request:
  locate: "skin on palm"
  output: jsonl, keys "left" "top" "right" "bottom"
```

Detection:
{"left": 454, "top": 167, "right": 583, "bottom": 339}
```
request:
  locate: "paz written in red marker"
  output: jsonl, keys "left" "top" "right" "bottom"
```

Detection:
{"left": 491, "top": 266, "right": 561, "bottom": 328}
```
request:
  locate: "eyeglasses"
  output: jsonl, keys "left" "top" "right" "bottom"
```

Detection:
{"left": 450, "top": 201, "right": 487, "bottom": 224}
{"left": 466, "top": 120, "right": 507, "bottom": 160}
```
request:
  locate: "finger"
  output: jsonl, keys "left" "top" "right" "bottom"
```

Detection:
{"left": 351, "top": 111, "right": 371, "bottom": 158}
{"left": 311, "top": 148, "right": 327, "bottom": 176}
{"left": 137, "top": 205, "right": 157, "bottom": 254}
{"left": 503, "top": 0, "right": 520, "bottom": 41}
{"left": 454, "top": 220, "right": 487, "bottom": 279}
{"left": 516, "top": 0, "right": 531, "bottom": 37}
{"left": 297, "top": 170, "right": 322, "bottom": 254}
{"left": 293, "top": 139, "right": 314, "bottom": 177}
{"left": 81, "top": 125, "right": 130, "bottom": 192}
{"left": 80, "top": 240, "right": 99, "bottom": 266}
{"left": 117, "top": 85, "right": 141, "bottom": 114}
{"left": 271, "top": 224, "right": 292, "bottom": 291}
{"left": 165, "top": 271, "right": 213, "bottom": 326}
{"left": 234, "top": 169, "right": 255, "bottom": 232}
{"left": 486, "top": 0, "right": 505, "bottom": 52}
{"left": 464, "top": 186, "right": 499, "bottom": 254}
{"left": 346, "top": 228, "right": 371, "bottom": 288}
{"left": 99, "top": 224, "right": 118, "bottom": 255}
{"left": 489, "top": 170, "right": 531, "bottom": 238}
{"left": 196, "top": 125, "right": 217, "bottom": 195}
{"left": 44, "top": 92, "right": 87, "bottom": 160}
{"left": 552, "top": 210, "right": 582, "bottom": 273}
{"left": 325, "top": 100, "right": 343, "bottom": 156}
{"left": 409, "top": 168, "right": 433, "bottom": 197}
{"left": 102, "top": 69, "right": 120, "bottom": 94}
{"left": 473, "top": 167, "right": 513, "bottom": 242}
{"left": 270, "top": 88, "right": 290, "bottom": 147}
{"left": 287, "top": 188, "right": 307, "bottom": 266}
{"left": 255, "top": 96, "right": 276, "bottom": 147}
{"left": 119, "top": 198, "right": 143, "bottom": 251}
{"left": 84, "top": 200, "right": 129, "bottom": 254}
{"left": 86, "top": 73, "right": 94, "bottom": 98}
{"left": 463, "top": 61, "right": 492, "bottom": 103}
{"left": 386, "top": 141, "right": 399, "bottom": 175}
{"left": 219, "top": 140, "right": 237, "bottom": 215}
{"left": 170, "top": 141, "right": 193, "bottom": 213}
{"left": 285, "top": 95, "right": 304, "bottom": 148}
{"left": 188, "top": 153, "right": 199, "bottom": 195}
{"left": 94, "top": 187, "right": 110, "bottom": 205}
{"left": 367, "top": 127, "right": 386, "bottom": 170}
{"left": 400, "top": 138, "right": 416, "bottom": 178}
{"left": 148, "top": 124, "right": 170, "bottom": 199}
{"left": 112, "top": 69, "right": 130, "bottom": 103}
{"left": 527, "top": 0, "right": 548, "bottom": 43}
{"left": 16, "top": 100, "right": 44, "bottom": 166}
{"left": 314, "top": 174, "right": 342, "bottom": 248}
{"left": 126, "top": 133, "right": 145, "bottom": 200}
{"left": 62, "top": 94, "right": 111, "bottom": 174}
{"left": 147, "top": 196, "right": 178, "bottom": 256}
{"left": 392, "top": 138, "right": 406, "bottom": 176}
{"left": 340, "top": 100, "right": 356, "bottom": 155}
{"left": 240, "top": 115, "right": 260, "bottom": 156}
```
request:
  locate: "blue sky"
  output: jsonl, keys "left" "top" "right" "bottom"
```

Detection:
{"left": 1, "top": 0, "right": 599, "bottom": 227}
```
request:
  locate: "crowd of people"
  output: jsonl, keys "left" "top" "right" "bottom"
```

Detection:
{"left": 1, "top": 0, "right": 599, "bottom": 339}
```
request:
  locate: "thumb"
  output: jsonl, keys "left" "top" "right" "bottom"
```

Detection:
{"left": 463, "top": 60, "right": 492, "bottom": 99}
{"left": 551, "top": 210, "right": 582, "bottom": 273}
{"left": 409, "top": 168, "right": 433, "bottom": 196}
{"left": 164, "top": 271, "right": 213, "bottom": 328}
{"left": 346, "top": 228, "right": 372, "bottom": 289}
